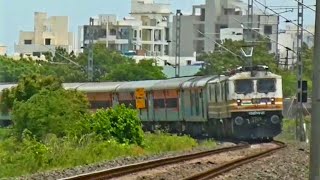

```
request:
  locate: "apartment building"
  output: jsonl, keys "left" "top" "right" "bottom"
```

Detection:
{"left": 15, "top": 12, "right": 74, "bottom": 57}
{"left": 277, "top": 25, "right": 315, "bottom": 68}
{"left": 171, "top": 0, "right": 279, "bottom": 57}
{"left": 78, "top": 0, "right": 171, "bottom": 56}
{"left": 0, "top": 43, "right": 7, "bottom": 56}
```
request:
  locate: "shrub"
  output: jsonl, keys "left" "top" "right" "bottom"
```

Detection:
{"left": 12, "top": 89, "right": 89, "bottom": 140}
{"left": 143, "top": 133, "right": 197, "bottom": 154}
{"left": 90, "top": 105, "right": 144, "bottom": 145}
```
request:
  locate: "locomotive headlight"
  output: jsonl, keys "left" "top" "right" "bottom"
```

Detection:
{"left": 271, "top": 115, "right": 280, "bottom": 124}
{"left": 271, "top": 98, "right": 275, "bottom": 104}
{"left": 237, "top": 99, "right": 242, "bottom": 106}
{"left": 234, "top": 116, "right": 244, "bottom": 126}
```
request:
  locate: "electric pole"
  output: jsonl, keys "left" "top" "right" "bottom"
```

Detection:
{"left": 310, "top": 1, "right": 320, "bottom": 179}
{"left": 88, "top": 17, "right": 94, "bottom": 82}
{"left": 175, "top": 9, "right": 182, "bottom": 78}
{"left": 296, "top": 0, "right": 306, "bottom": 142}
{"left": 242, "top": 0, "right": 254, "bottom": 66}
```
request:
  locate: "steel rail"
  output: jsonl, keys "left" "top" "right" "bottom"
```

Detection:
{"left": 61, "top": 143, "right": 250, "bottom": 180}
{"left": 182, "top": 141, "right": 286, "bottom": 180}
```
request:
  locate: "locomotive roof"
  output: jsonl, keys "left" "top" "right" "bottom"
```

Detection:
{"left": 115, "top": 80, "right": 161, "bottom": 92}
{"left": 182, "top": 76, "right": 218, "bottom": 88}
{"left": 74, "top": 82, "right": 125, "bottom": 92}
{"left": 0, "top": 84, "right": 17, "bottom": 92}
{"left": 151, "top": 77, "right": 196, "bottom": 90}
{"left": 228, "top": 71, "right": 281, "bottom": 80}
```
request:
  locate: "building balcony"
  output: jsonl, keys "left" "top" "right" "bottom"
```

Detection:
{"left": 14, "top": 44, "right": 72, "bottom": 54}
{"left": 131, "top": 3, "right": 171, "bottom": 14}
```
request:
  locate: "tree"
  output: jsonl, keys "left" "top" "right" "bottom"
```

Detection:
{"left": 44, "top": 47, "right": 76, "bottom": 63}
{"left": 91, "top": 105, "right": 144, "bottom": 145}
{"left": 0, "top": 75, "right": 63, "bottom": 113}
{"left": 12, "top": 89, "right": 89, "bottom": 140}
{"left": 76, "top": 43, "right": 128, "bottom": 81}
{"left": 197, "top": 38, "right": 278, "bottom": 75}
{"left": 103, "top": 59, "right": 166, "bottom": 81}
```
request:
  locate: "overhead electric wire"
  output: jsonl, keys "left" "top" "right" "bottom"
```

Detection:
{"left": 292, "top": 0, "right": 316, "bottom": 12}
{"left": 39, "top": 44, "right": 81, "bottom": 67}
{"left": 232, "top": 17, "right": 297, "bottom": 54}
{"left": 196, "top": 30, "right": 244, "bottom": 60}
{"left": 254, "top": 0, "right": 314, "bottom": 36}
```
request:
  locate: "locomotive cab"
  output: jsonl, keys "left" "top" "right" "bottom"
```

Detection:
{"left": 207, "top": 65, "right": 283, "bottom": 140}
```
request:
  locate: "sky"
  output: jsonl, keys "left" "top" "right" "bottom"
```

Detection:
{"left": 0, "top": 0, "right": 316, "bottom": 54}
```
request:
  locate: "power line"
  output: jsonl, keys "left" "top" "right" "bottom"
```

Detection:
{"left": 254, "top": 0, "right": 314, "bottom": 36}
{"left": 232, "top": 17, "right": 297, "bottom": 54}
{"left": 292, "top": 0, "right": 315, "bottom": 12}
{"left": 196, "top": 30, "right": 244, "bottom": 60}
{"left": 39, "top": 44, "right": 81, "bottom": 67}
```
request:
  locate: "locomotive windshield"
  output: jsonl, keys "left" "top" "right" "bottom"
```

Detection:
{"left": 257, "top": 78, "right": 276, "bottom": 93}
{"left": 235, "top": 80, "right": 253, "bottom": 94}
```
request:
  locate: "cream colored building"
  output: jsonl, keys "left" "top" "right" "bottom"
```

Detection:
{"left": 15, "top": 12, "right": 74, "bottom": 57}
{"left": 0, "top": 43, "right": 7, "bottom": 56}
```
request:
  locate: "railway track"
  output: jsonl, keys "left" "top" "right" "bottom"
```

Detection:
{"left": 183, "top": 141, "right": 286, "bottom": 180}
{"left": 61, "top": 143, "right": 250, "bottom": 180}
{"left": 61, "top": 141, "right": 285, "bottom": 180}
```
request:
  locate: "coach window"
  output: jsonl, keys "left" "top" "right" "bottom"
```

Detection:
{"left": 195, "top": 90, "right": 200, "bottom": 115}
{"left": 154, "top": 99, "right": 165, "bottom": 108}
{"left": 221, "top": 83, "right": 225, "bottom": 101}
{"left": 90, "top": 101, "right": 111, "bottom": 109}
{"left": 214, "top": 84, "right": 217, "bottom": 102}
{"left": 225, "top": 82, "right": 229, "bottom": 101}
{"left": 119, "top": 100, "right": 136, "bottom": 108}
{"left": 215, "top": 83, "right": 220, "bottom": 102}
{"left": 166, "top": 98, "right": 178, "bottom": 108}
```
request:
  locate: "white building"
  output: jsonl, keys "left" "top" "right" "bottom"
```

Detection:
{"left": 0, "top": 43, "right": 7, "bottom": 56}
{"left": 15, "top": 12, "right": 74, "bottom": 57}
{"left": 171, "top": 0, "right": 279, "bottom": 57}
{"left": 77, "top": 0, "right": 197, "bottom": 66}
{"left": 278, "top": 25, "right": 315, "bottom": 67}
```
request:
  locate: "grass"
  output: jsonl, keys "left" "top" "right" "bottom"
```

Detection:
{"left": 0, "top": 133, "right": 216, "bottom": 178}
{"left": 275, "top": 117, "right": 311, "bottom": 142}
{"left": 0, "top": 128, "right": 12, "bottom": 141}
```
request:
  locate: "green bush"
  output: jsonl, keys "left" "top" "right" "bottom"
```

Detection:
{"left": 90, "top": 105, "right": 144, "bottom": 145}
{"left": 143, "top": 133, "right": 198, "bottom": 154}
{"left": 276, "top": 117, "right": 311, "bottom": 141}
{"left": 0, "top": 132, "right": 204, "bottom": 178}
{"left": 12, "top": 89, "right": 89, "bottom": 140}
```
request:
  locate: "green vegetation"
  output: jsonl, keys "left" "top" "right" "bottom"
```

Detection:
{"left": 0, "top": 131, "right": 210, "bottom": 178}
{"left": 276, "top": 117, "right": 311, "bottom": 141}
{"left": 0, "top": 75, "right": 215, "bottom": 178}
{"left": 91, "top": 106, "right": 144, "bottom": 145}
{"left": 0, "top": 43, "right": 166, "bottom": 83}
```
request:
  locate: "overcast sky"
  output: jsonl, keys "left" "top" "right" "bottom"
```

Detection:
{"left": 0, "top": 0, "right": 316, "bottom": 53}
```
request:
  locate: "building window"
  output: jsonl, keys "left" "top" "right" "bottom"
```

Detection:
{"left": 24, "top": 40, "right": 32, "bottom": 44}
{"left": 32, "top": 52, "right": 41, "bottom": 57}
{"left": 187, "top": 60, "right": 192, "bottom": 65}
{"left": 267, "top": 42, "right": 272, "bottom": 51}
{"left": 264, "top": 25, "right": 272, "bottom": 35}
{"left": 200, "top": 8, "right": 205, "bottom": 21}
{"left": 45, "top": 38, "right": 51, "bottom": 45}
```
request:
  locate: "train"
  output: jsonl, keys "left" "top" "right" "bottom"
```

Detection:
{"left": 0, "top": 65, "right": 283, "bottom": 140}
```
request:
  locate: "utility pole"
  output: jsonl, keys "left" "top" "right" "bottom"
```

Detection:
{"left": 88, "top": 17, "right": 94, "bottom": 82}
{"left": 310, "top": 1, "right": 320, "bottom": 178}
{"left": 296, "top": 0, "right": 306, "bottom": 142}
{"left": 242, "top": 0, "right": 254, "bottom": 66}
{"left": 175, "top": 9, "right": 182, "bottom": 78}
